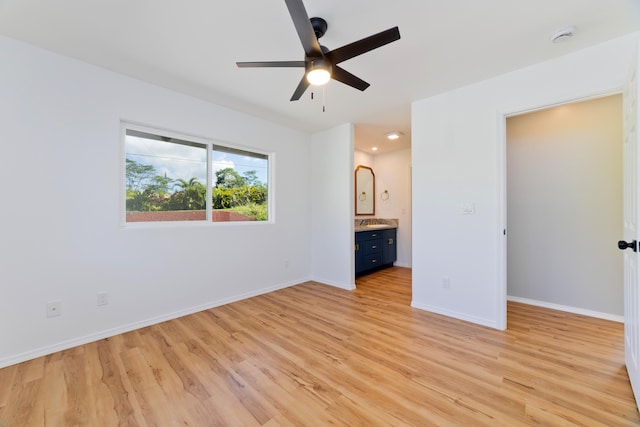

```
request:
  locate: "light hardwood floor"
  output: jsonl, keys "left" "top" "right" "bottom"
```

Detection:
{"left": 1, "top": 267, "right": 638, "bottom": 426}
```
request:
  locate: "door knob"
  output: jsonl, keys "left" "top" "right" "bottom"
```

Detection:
{"left": 618, "top": 240, "right": 637, "bottom": 252}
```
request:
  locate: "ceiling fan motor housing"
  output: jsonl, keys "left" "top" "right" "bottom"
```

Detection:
{"left": 306, "top": 57, "right": 333, "bottom": 73}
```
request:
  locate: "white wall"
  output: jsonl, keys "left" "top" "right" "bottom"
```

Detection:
{"left": 0, "top": 35, "right": 312, "bottom": 367}
{"left": 310, "top": 124, "right": 355, "bottom": 289}
{"left": 507, "top": 95, "right": 623, "bottom": 318}
{"left": 354, "top": 150, "right": 373, "bottom": 169}
{"left": 411, "top": 32, "right": 640, "bottom": 329}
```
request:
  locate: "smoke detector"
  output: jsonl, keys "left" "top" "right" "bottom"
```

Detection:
{"left": 551, "top": 26, "right": 575, "bottom": 43}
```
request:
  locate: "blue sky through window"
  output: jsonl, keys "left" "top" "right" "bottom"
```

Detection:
{"left": 125, "top": 134, "right": 268, "bottom": 188}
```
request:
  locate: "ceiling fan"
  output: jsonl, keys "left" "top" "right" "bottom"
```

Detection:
{"left": 236, "top": 0, "right": 401, "bottom": 101}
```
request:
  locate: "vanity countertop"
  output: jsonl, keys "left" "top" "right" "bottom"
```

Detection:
{"left": 355, "top": 224, "right": 396, "bottom": 232}
{"left": 354, "top": 218, "right": 398, "bottom": 232}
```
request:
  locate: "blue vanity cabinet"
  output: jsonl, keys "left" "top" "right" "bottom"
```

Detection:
{"left": 382, "top": 228, "right": 397, "bottom": 265}
{"left": 356, "top": 231, "right": 383, "bottom": 273}
{"left": 355, "top": 228, "right": 397, "bottom": 275}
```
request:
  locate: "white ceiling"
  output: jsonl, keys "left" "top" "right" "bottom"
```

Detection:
{"left": 1, "top": 0, "right": 639, "bottom": 154}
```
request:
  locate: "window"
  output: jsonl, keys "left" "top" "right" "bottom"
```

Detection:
{"left": 123, "top": 125, "right": 269, "bottom": 223}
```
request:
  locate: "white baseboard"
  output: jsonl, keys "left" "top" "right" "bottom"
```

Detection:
{"left": 0, "top": 278, "right": 306, "bottom": 369}
{"left": 507, "top": 295, "right": 624, "bottom": 323}
{"left": 309, "top": 276, "right": 355, "bottom": 291}
{"left": 411, "top": 301, "right": 498, "bottom": 329}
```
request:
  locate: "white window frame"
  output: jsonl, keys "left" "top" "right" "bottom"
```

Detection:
{"left": 120, "top": 121, "right": 274, "bottom": 227}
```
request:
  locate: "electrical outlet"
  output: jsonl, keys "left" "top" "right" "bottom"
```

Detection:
{"left": 442, "top": 277, "right": 450, "bottom": 289}
{"left": 97, "top": 292, "right": 109, "bottom": 306}
{"left": 46, "top": 300, "right": 62, "bottom": 318}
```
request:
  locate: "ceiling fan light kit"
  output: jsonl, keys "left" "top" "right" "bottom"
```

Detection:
{"left": 236, "top": 0, "right": 400, "bottom": 101}
{"left": 306, "top": 58, "right": 332, "bottom": 85}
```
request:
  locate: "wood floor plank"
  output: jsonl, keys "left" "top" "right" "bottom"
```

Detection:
{"left": 95, "top": 338, "right": 143, "bottom": 426}
{"left": 0, "top": 266, "right": 638, "bottom": 426}
{"left": 82, "top": 342, "right": 121, "bottom": 427}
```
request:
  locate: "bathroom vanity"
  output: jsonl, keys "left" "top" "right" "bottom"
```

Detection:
{"left": 353, "top": 166, "right": 398, "bottom": 275}
{"left": 355, "top": 220, "right": 397, "bottom": 276}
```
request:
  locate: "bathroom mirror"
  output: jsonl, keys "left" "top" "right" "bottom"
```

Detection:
{"left": 355, "top": 165, "right": 375, "bottom": 216}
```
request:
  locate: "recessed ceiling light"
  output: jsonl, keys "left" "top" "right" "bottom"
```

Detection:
{"left": 385, "top": 131, "right": 403, "bottom": 140}
{"left": 372, "top": 147, "right": 378, "bottom": 151}
{"left": 551, "top": 26, "right": 575, "bottom": 44}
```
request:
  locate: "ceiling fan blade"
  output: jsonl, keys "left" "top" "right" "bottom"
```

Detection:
{"left": 326, "top": 27, "right": 400, "bottom": 64}
{"left": 290, "top": 75, "right": 310, "bottom": 101}
{"left": 284, "top": 0, "right": 323, "bottom": 57}
{"left": 331, "top": 66, "right": 370, "bottom": 91}
{"left": 236, "top": 61, "right": 305, "bottom": 68}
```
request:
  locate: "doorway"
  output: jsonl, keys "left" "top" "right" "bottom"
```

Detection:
{"left": 505, "top": 94, "right": 623, "bottom": 319}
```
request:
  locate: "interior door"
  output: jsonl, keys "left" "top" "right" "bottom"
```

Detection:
{"left": 622, "top": 41, "right": 640, "bottom": 406}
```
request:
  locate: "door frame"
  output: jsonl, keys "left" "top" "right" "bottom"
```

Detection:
{"left": 496, "top": 88, "right": 623, "bottom": 330}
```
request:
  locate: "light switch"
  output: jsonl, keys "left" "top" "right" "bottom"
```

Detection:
{"left": 462, "top": 202, "right": 475, "bottom": 215}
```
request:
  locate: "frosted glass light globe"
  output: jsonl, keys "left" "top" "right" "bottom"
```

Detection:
{"left": 307, "top": 68, "right": 331, "bottom": 86}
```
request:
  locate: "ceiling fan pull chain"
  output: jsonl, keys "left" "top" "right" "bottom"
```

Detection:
{"left": 322, "top": 87, "right": 326, "bottom": 113}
